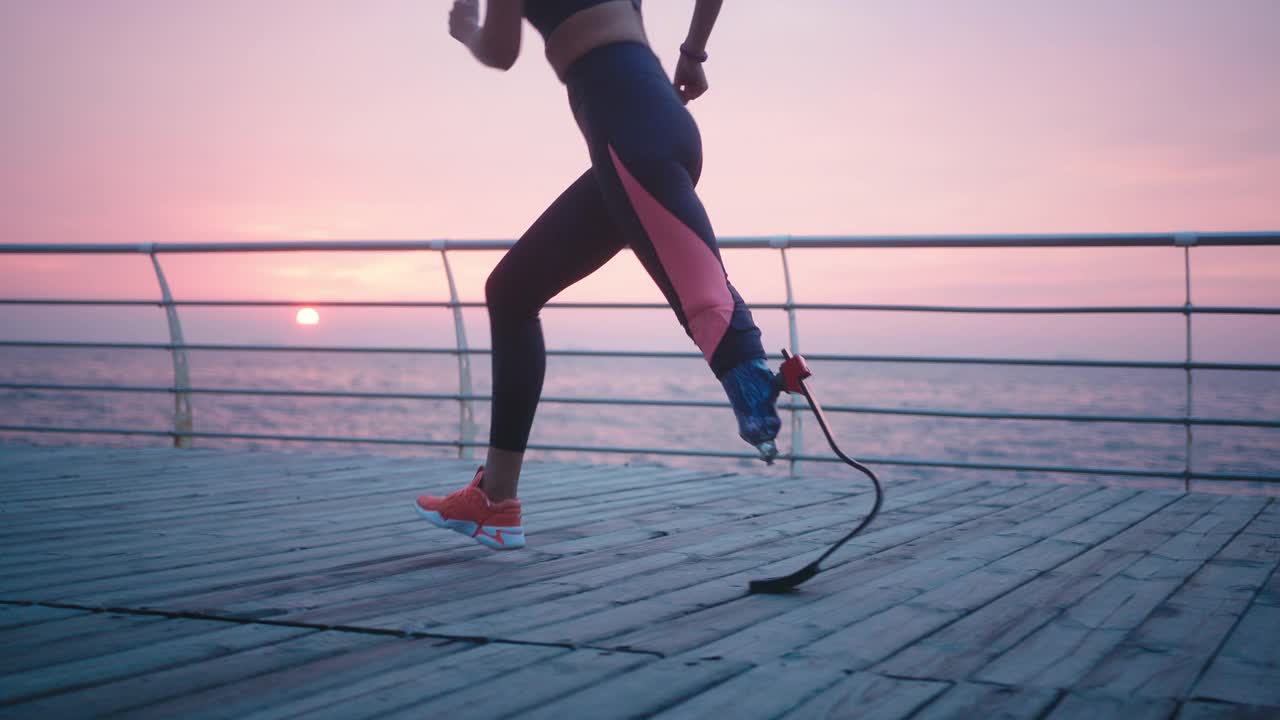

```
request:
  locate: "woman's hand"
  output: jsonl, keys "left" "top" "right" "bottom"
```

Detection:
{"left": 449, "top": 0, "right": 480, "bottom": 46}
{"left": 673, "top": 55, "right": 709, "bottom": 105}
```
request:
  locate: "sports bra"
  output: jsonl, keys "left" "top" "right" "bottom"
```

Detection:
{"left": 525, "top": 0, "right": 642, "bottom": 40}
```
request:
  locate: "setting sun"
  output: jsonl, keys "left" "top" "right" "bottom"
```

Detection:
{"left": 296, "top": 307, "right": 320, "bottom": 326}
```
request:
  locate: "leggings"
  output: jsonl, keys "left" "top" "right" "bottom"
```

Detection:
{"left": 485, "top": 42, "right": 766, "bottom": 453}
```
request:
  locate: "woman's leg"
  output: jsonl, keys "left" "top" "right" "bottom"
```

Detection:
{"left": 481, "top": 170, "right": 626, "bottom": 499}
{"left": 573, "top": 61, "right": 781, "bottom": 457}
{"left": 591, "top": 143, "right": 781, "bottom": 458}
{"left": 593, "top": 143, "right": 764, "bottom": 376}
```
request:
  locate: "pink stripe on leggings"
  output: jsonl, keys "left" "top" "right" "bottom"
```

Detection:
{"left": 608, "top": 145, "right": 732, "bottom": 362}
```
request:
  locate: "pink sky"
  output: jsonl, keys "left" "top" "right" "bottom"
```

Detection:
{"left": 1, "top": 1, "right": 1278, "bottom": 359}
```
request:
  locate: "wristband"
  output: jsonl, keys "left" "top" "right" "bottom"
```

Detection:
{"left": 679, "top": 43, "right": 708, "bottom": 63}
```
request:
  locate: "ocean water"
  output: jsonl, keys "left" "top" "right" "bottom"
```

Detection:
{"left": 2, "top": 346, "right": 1277, "bottom": 495}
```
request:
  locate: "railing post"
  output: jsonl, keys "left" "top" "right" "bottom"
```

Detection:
{"left": 147, "top": 250, "right": 194, "bottom": 448}
{"left": 1176, "top": 232, "right": 1197, "bottom": 493}
{"left": 773, "top": 237, "right": 803, "bottom": 476}
{"left": 437, "top": 243, "right": 476, "bottom": 459}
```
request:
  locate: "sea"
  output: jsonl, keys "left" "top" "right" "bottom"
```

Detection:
{"left": 2, "top": 346, "right": 1277, "bottom": 495}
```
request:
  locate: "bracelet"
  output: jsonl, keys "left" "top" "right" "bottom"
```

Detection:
{"left": 679, "top": 43, "right": 708, "bottom": 63}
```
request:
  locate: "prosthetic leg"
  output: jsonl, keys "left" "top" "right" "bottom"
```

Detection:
{"left": 748, "top": 350, "right": 885, "bottom": 594}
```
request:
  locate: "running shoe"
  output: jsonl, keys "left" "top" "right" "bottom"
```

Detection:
{"left": 720, "top": 357, "right": 782, "bottom": 463}
{"left": 415, "top": 467, "right": 525, "bottom": 550}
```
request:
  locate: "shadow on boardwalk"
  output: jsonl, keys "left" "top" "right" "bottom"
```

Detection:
{"left": 1, "top": 445, "right": 1277, "bottom": 718}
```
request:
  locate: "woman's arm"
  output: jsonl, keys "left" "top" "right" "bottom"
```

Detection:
{"left": 682, "top": 0, "right": 723, "bottom": 58}
{"left": 673, "top": 0, "right": 722, "bottom": 103}
{"left": 450, "top": 0, "right": 523, "bottom": 71}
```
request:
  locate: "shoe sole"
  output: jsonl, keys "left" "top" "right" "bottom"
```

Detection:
{"left": 415, "top": 504, "right": 526, "bottom": 550}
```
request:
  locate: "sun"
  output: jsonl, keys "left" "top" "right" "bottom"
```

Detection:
{"left": 296, "top": 307, "right": 320, "bottom": 326}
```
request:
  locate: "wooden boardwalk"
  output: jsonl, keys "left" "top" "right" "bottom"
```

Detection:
{"left": 1, "top": 445, "right": 1277, "bottom": 719}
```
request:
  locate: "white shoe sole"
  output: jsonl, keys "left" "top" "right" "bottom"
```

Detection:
{"left": 415, "top": 504, "right": 526, "bottom": 550}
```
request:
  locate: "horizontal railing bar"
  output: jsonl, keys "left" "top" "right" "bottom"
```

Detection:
{"left": 0, "top": 299, "right": 457, "bottom": 308}
{"left": 0, "top": 340, "right": 453, "bottom": 355}
{"left": 4, "top": 298, "right": 1278, "bottom": 316}
{"left": 2, "top": 424, "right": 1276, "bottom": 483}
{"left": 3, "top": 340, "right": 1276, "bottom": 372}
{"left": 5, "top": 382, "right": 1279, "bottom": 429}
{"left": 1, "top": 232, "right": 1278, "bottom": 255}
{"left": 0, "top": 424, "right": 457, "bottom": 448}
{"left": 744, "top": 304, "right": 1280, "bottom": 315}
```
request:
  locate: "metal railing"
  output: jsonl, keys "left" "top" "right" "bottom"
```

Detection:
{"left": 2, "top": 232, "right": 1278, "bottom": 490}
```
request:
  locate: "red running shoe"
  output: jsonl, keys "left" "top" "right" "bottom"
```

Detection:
{"left": 415, "top": 467, "right": 525, "bottom": 550}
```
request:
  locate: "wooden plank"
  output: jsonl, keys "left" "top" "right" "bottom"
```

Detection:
{"left": 2, "top": 528, "right": 446, "bottom": 605}
{"left": 0, "top": 448, "right": 396, "bottom": 494}
{"left": 1075, "top": 525, "right": 1280, "bottom": 699}
{"left": 1191, "top": 597, "right": 1280, "bottom": 706}
{"left": 315, "top": 481, "right": 991, "bottom": 634}
{"left": 1, "top": 512, "right": 436, "bottom": 592}
{"left": 25, "top": 542, "right": 480, "bottom": 609}
{"left": 0, "top": 482, "right": 443, "bottom": 558}
{"left": 0, "top": 447, "right": 207, "bottom": 485}
{"left": 3, "top": 630, "right": 396, "bottom": 719}
{"left": 488, "top": 479, "right": 1070, "bottom": 648}
{"left": 0, "top": 453, "right": 507, "bottom": 515}
{"left": 1026, "top": 490, "right": 1180, "bottom": 546}
{"left": 0, "top": 494, "right": 421, "bottom": 566}
{"left": 1, "top": 614, "right": 238, "bottom": 677}
{"left": 780, "top": 671, "right": 949, "bottom": 720}
{"left": 0, "top": 469, "right": 435, "bottom": 543}
{"left": 910, "top": 682, "right": 1059, "bottom": 720}
{"left": 514, "top": 657, "right": 753, "bottom": 720}
{"left": 869, "top": 486, "right": 1091, "bottom": 563}
{"left": 0, "top": 621, "right": 310, "bottom": 706}
{"left": 0, "top": 454, "right": 422, "bottom": 517}
{"left": 0, "top": 459, "right": 674, "bottom": 549}
{"left": 1046, "top": 493, "right": 1229, "bottom": 579}
{"left": 82, "top": 471, "right": 787, "bottom": 612}
{"left": 665, "top": 585, "right": 917, "bottom": 663}
{"left": 1087, "top": 490, "right": 1190, "bottom": 525}
{"left": 873, "top": 590, "right": 1061, "bottom": 680}
{"left": 652, "top": 660, "right": 848, "bottom": 720}
{"left": 87, "top": 465, "right": 735, "bottom": 560}
{"left": 236, "top": 643, "right": 569, "bottom": 720}
{"left": 273, "top": 550, "right": 710, "bottom": 629}
{"left": 1043, "top": 692, "right": 1175, "bottom": 720}
{"left": 651, "top": 489, "right": 1074, "bottom": 663}
{"left": 0, "top": 604, "right": 86, "bottom": 631}
{"left": 1258, "top": 564, "right": 1280, "bottom": 609}
{"left": 873, "top": 489, "right": 1217, "bottom": 683}
{"left": 3, "top": 526, "right": 462, "bottom": 601}
{"left": 906, "top": 567, "right": 1040, "bottom": 614}
{"left": 991, "top": 487, "right": 1138, "bottom": 541}
{"left": 1176, "top": 700, "right": 1280, "bottom": 719}
{"left": 1243, "top": 499, "right": 1280, "bottom": 537}
{"left": 437, "top": 483, "right": 1043, "bottom": 648}
{"left": 0, "top": 460, "right": 603, "bottom": 547}
{"left": 10, "top": 467, "right": 758, "bottom": 606}
{"left": 0, "top": 612, "right": 167, "bottom": 675}
{"left": 372, "top": 649, "right": 654, "bottom": 720}
{"left": 974, "top": 496, "right": 1270, "bottom": 693}
{"left": 986, "top": 538, "right": 1093, "bottom": 574}
{"left": 0, "top": 459, "right": 518, "bottom": 566}
{"left": 343, "top": 550, "right": 732, "bottom": 630}
{"left": 974, "top": 577, "right": 1183, "bottom": 688}
{"left": 789, "top": 603, "right": 963, "bottom": 669}
{"left": 421, "top": 555, "right": 773, "bottom": 642}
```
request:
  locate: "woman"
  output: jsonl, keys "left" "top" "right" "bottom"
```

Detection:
{"left": 416, "top": 0, "right": 781, "bottom": 550}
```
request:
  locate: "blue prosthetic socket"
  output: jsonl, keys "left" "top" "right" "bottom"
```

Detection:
{"left": 720, "top": 358, "right": 782, "bottom": 463}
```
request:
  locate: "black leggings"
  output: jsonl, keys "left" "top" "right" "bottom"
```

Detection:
{"left": 485, "top": 42, "right": 766, "bottom": 452}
